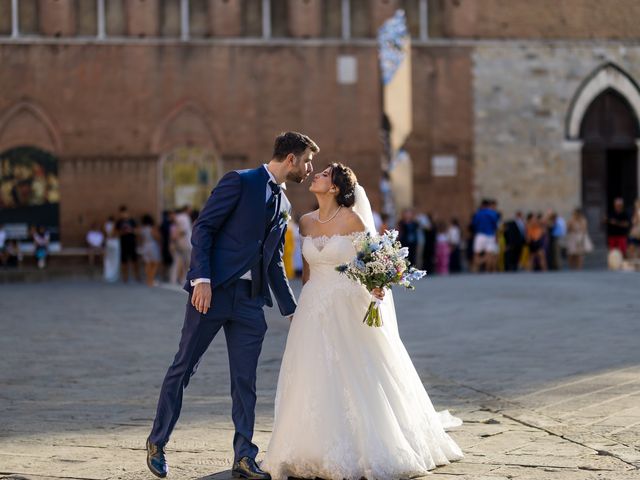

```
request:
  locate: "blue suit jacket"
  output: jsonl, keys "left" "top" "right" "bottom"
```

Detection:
{"left": 183, "top": 166, "right": 297, "bottom": 316}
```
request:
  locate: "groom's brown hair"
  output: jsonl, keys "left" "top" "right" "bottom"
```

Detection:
{"left": 272, "top": 131, "right": 319, "bottom": 161}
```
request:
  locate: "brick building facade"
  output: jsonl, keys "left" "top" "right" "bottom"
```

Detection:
{"left": 1, "top": 0, "right": 639, "bottom": 247}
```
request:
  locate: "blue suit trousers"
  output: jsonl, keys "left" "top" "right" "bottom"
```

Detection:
{"left": 149, "top": 280, "right": 267, "bottom": 461}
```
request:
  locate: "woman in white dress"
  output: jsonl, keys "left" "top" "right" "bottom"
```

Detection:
{"left": 103, "top": 217, "right": 120, "bottom": 283}
{"left": 261, "top": 164, "right": 463, "bottom": 480}
{"left": 139, "top": 214, "right": 162, "bottom": 287}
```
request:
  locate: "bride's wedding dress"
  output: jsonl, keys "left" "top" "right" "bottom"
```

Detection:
{"left": 261, "top": 233, "right": 464, "bottom": 480}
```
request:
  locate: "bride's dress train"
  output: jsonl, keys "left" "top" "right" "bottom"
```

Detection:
{"left": 261, "top": 234, "right": 463, "bottom": 480}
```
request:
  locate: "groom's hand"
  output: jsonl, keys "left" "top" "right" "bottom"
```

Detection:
{"left": 192, "top": 283, "right": 212, "bottom": 314}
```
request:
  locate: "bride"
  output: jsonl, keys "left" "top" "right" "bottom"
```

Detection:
{"left": 261, "top": 163, "right": 463, "bottom": 480}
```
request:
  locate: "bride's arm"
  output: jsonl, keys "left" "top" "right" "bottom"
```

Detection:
{"left": 299, "top": 213, "right": 311, "bottom": 286}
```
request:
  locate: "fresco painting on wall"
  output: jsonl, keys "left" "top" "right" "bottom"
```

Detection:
{"left": 0, "top": 147, "right": 60, "bottom": 242}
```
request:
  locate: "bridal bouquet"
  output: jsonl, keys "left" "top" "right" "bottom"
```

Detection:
{"left": 336, "top": 230, "right": 426, "bottom": 327}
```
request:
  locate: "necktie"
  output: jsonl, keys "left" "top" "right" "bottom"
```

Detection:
{"left": 252, "top": 180, "right": 282, "bottom": 298}
{"left": 266, "top": 181, "right": 281, "bottom": 231}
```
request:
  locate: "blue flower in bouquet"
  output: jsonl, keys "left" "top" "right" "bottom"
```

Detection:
{"left": 398, "top": 246, "right": 409, "bottom": 259}
{"left": 406, "top": 269, "right": 426, "bottom": 282}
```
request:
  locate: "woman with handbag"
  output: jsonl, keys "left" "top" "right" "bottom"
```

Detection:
{"left": 567, "top": 208, "right": 592, "bottom": 270}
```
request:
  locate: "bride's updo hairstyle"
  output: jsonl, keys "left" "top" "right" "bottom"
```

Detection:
{"left": 329, "top": 162, "right": 358, "bottom": 208}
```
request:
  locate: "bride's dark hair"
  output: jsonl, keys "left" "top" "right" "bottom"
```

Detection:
{"left": 329, "top": 163, "right": 357, "bottom": 208}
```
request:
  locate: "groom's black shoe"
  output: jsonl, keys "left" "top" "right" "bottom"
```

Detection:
{"left": 146, "top": 438, "right": 168, "bottom": 478}
{"left": 232, "top": 457, "right": 271, "bottom": 480}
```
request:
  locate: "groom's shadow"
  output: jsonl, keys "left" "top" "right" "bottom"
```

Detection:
{"left": 196, "top": 470, "right": 234, "bottom": 480}
{"left": 197, "top": 473, "right": 312, "bottom": 480}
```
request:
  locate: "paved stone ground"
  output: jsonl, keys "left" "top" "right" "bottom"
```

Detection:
{"left": 1, "top": 271, "right": 639, "bottom": 480}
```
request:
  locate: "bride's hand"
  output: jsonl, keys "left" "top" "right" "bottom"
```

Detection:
{"left": 371, "top": 287, "right": 385, "bottom": 300}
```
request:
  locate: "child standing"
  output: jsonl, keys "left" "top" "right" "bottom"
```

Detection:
{"left": 435, "top": 221, "right": 451, "bottom": 275}
{"left": 33, "top": 225, "right": 50, "bottom": 269}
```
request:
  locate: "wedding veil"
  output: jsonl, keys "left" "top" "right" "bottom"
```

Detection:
{"left": 351, "top": 183, "right": 401, "bottom": 335}
{"left": 353, "top": 184, "right": 377, "bottom": 235}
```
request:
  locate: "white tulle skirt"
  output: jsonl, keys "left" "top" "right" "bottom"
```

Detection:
{"left": 261, "top": 266, "right": 463, "bottom": 480}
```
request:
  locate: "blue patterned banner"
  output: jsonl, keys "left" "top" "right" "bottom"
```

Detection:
{"left": 378, "top": 10, "right": 409, "bottom": 86}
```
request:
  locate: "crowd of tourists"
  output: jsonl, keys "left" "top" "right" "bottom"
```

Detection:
{"left": 3, "top": 197, "right": 638, "bottom": 280}
{"left": 82, "top": 204, "right": 196, "bottom": 286}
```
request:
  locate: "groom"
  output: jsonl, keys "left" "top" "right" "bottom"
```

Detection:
{"left": 147, "top": 132, "right": 319, "bottom": 479}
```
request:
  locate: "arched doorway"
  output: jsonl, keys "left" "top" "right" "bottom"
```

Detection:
{"left": 580, "top": 89, "right": 640, "bottom": 246}
{"left": 0, "top": 146, "right": 60, "bottom": 245}
{"left": 160, "top": 146, "right": 219, "bottom": 213}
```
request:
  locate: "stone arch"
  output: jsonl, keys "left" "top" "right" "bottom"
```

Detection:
{"left": 151, "top": 101, "right": 222, "bottom": 156}
{"left": 566, "top": 63, "right": 640, "bottom": 140}
{"left": 0, "top": 101, "right": 62, "bottom": 154}
{"left": 152, "top": 102, "right": 223, "bottom": 213}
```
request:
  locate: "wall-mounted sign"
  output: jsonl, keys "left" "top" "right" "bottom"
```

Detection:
{"left": 337, "top": 55, "right": 357, "bottom": 85}
{"left": 431, "top": 155, "right": 457, "bottom": 177}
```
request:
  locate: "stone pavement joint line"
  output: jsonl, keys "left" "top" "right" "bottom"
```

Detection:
{"left": 498, "top": 409, "right": 639, "bottom": 469}
{"left": 415, "top": 372, "right": 640, "bottom": 476}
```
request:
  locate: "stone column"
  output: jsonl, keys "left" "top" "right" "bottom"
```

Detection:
{"left": 562, "top": 140, "right": 583, "bottom": 218}
{"left": 209, "top": 0, "right": 242, "bottom": 37}
{"left": 39, "top": 0, "right": 76, "bottom": 37}
{"left": 125, "top": 0, "right": 160, "bottom": 37}
{"left": 287, "top": 0, "right": 321, "bottom": 38}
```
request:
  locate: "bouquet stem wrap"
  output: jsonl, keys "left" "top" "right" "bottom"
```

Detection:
{"left": 364, "top": 296, "right": 383, "bottom": 327}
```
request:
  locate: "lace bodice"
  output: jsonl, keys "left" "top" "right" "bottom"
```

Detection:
{"left": 302, "top": 234, "right": 357, "bottom": 270}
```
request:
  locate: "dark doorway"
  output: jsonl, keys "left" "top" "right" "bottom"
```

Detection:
{"left": 606, "top": 149, "right": 638, "bottom": 213}
{"left": 580, "top": 89, "right": 639, "bottom": 246}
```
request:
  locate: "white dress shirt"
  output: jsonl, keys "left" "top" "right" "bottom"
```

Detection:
{"left": 190, "top": 165, "right": 285, "bottom": 287}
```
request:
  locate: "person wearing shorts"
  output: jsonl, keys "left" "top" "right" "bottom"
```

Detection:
{"left": 471, "top": 200, "right": 500, "bottom": 272}
{"left": 473, "top": 233, "right": 498, "bottom": 256}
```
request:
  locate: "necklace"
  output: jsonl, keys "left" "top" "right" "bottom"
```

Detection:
{"left": 317, "top": 206, "right": 342, "bottom": 224}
